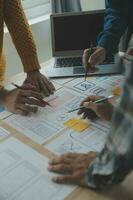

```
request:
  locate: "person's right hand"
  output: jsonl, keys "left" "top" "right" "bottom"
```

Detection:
{"left": 83, "top": 47, "right": 106, "bottom": 69}
{"left": 1, "top": 88, "right": 46, "bottom": 116}
{"left": 77, "top": 95, "right": 114, "bottom": 122}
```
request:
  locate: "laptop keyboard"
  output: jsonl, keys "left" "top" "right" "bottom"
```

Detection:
{"left": 54, "top": 55, "right": 114, "bottom": 68}
{"left": 55, "top": 57, "right": 82, "bottom": 68}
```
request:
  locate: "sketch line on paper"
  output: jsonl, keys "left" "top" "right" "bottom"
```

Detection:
{"left": 74, "top": 81, "right": 96, "bottom": 92}
{"left": 69, "top": 132, "right": 98, "bottom": 151}
{"left": 61, "top": 141, "right": 82, "bottom": 152}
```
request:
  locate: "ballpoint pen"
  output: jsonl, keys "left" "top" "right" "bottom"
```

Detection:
{"left": 84, "top": 43, "right": 94, "bottom": 81}
{"left": 11, "top": 82, "right": 52, "bottom": 107}
{"left": 67, "top": 95, "right": 114, "bottom": 113}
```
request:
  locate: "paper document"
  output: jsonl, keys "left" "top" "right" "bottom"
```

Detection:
{"left": 65, "top": 75, "right": 124, "bottom": 96}
{"left": 45, "top": 119, "right": 110, "bottom": 154}
{"left": 4, "top": 88, "right": 85, "bottom": 144}
{"left": 52, "top": 77, "right": 74, "bottom": 85}
{"left": 0, "top": 137, "right": 76, "bottom": 200}
{"left": 0, "top": 127, "right": 10, "bottom": 139}
{"left": 45, "top": 131, "right": 91, "bottom": 155}
{"left": 0, "top": 106, "right": 12, "bottom": 120}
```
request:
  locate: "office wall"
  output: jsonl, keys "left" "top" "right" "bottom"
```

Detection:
{"left": 81, "top": 0, "right": 105, "bottom": 11}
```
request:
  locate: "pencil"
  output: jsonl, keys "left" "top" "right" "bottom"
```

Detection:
{"left": 67, "top": 95, "right": 114, "bottom": 113}
{"left": 11, "top": 82, "right": 52, "bottom": 107}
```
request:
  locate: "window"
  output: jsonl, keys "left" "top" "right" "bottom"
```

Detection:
{"left": 22, "top": 0, "right": 51, "bottom": 20}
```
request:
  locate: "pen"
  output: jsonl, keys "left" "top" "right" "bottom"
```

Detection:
{"left": 84, "top": 43, "right": 94, "bottom": 81}
{"left": 11, "top": 82, "right": 52, "bottom": 107}
{"left": 67, "top": 95, "right": 114, "bottom": 113}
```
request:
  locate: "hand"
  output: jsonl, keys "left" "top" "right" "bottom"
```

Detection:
{"left": 83, "top": 47, "right": 106, "bottom": 69}
{"left": 128, "top": 48, "right": 133, "bottom": 56}
{"left": 48, "top": 152, "right": 97, "bottom": 186}
{"left": 1, "top": 88, "right": 46, "bottom": 116}
{"left": 24, "top": 70, "right": 55, "bottom": 97}
{"left": 78, "top": 96, "right": 114, "bottom": 122}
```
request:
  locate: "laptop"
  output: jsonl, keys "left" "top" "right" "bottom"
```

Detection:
{"left": 43, "top": 10, "right": 122, "bottom": 78}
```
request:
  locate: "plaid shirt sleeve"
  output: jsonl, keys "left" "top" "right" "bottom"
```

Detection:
{"left": 86, "top": 57, "right": 133, "bottom": 189}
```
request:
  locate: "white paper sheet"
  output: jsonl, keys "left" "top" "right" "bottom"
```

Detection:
{"left": 52, "top": 77, "right": 74, "bottom": 85}
{"left": 65, "top": 75, "right": 124, "bottom": 96}
{"left": 45, "top": 132, "right": 91, "bottom": 155}
{"left": 45, "top": 119, "right": 110, "bottom": 154}
{"left": 4, "top": 88, "right": 85, "bottom": 144}
{"left": 0, "top": 106, "right": 12, "bottom": 120}
{"left": 0, "top": 127, "right": 10, "bottom": 139}
{"left": 0, "top": 137, "right": 76, "bottom": 200}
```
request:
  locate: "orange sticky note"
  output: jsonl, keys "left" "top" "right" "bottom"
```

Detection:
{"left": 72, "top": 121, "right": 89, "bottom": 132}
{"left": 112, "top": 87, "right": 122, "bottom": 96}
{"left": 64, "top": 118, "right": 80, "bottom": 127}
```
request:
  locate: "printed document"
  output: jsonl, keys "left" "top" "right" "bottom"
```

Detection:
{"left": 4, "top": 88, "right": 85, "bottom": 144}
{"left": 45, "top": 119, "right": 110, "bottom": 154}
{"left": 0, "top": 137, "right": 76, "bottom": 200}
{"left": 65, "top": 75, "right": 123, "bottom": 96}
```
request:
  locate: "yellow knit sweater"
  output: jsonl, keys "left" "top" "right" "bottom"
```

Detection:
{"left": 0, "top": 0, "right": 40, "bottom": 86}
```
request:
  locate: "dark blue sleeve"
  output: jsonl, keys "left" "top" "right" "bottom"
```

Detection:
{"left": 97, "top": 0, "right": 128, "bottom": 56}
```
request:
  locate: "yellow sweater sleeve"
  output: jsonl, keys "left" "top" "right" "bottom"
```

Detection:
{"left": 0, "top": 50, "right": 6, "bottom": 89}
{"left": 4, "top": 0, "right": 40, "bottom": 72}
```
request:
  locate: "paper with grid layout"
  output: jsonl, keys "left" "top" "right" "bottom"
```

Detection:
{"left": 64, "top": 75, "right": 123, "bottom": 97}
{"left": 4, "top": 88, "right": 85, "bottom": 144}
{"left": 45, "top": 119, "right": 110, "bottom": 155}
{"left": 0, "top": 137, "right": 76, "bottom": 200}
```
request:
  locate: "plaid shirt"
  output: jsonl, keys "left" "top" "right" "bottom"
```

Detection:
{"left": 87, "top": 55, "right": 133, "bottom": 188}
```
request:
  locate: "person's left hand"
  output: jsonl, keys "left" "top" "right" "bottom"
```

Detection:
{"left": 48, "top": 152, "right": 97, "bottom": 186}
{"left": 24, "top": 70, "right": 55, "bottom": 96}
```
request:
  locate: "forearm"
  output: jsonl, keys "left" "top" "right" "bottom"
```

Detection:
{"left": 4, "top": 0, "right": 40, "bottom": 72}
{"left": 97, "top": 0, "right": 127, "bottom": 56}
{"left": 86, "top": 106, "right": 133, "bottom": 188}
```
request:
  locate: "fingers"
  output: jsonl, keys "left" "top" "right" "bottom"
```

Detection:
{"left": 80, "top": 95, "right": 101, "bottom": 106}
{"left": 52, "top": 174, "right": 82, "bottom": 185}
{"left": 52, "top": 169, "right": 87, "bottom": 186}
{"left": 15, "top": 108, "right": 27, "bottom": 116}
{"left": 77, "top": 96, "right": 104, "bottom": 120}
{"left": 15, "top": 104, "right": 38, "bottom": 116}
{"left": 48, "top": 164, "right": 73, "bottom": 174}
{"left": 21, "top": 84, "right": 36, "bottom": 91}
{"left": 82, "top": 112, "right": 88, "bottom": 119}
{"left": 83, "top": 47, "right": 106, "bottom": 67}
{"left": 48, "top": 152, "right": 98, "bottom": 186}
{"left": 49, "top": 153, "right": 78, "bottom": 165}
{"left": 20, "top": 97, "right": 46, "bottom": 107}
{"left": 77, "top": 96, "right": 102, "bottom": 115}
{"left": 83, "top": 49, "right": 90, "bottom": 66}
{"left": 39, "top": 78, "right": 55, "bottom": 97}
{"left": 14, "top": 90, "right": 44, "bottom": 115}
{"left": 24, "top": 71, "right": 55, "bottom": 97}
{"left": 20, "top": 90, "right": 43, "bottom": 100}
{"left": 83, "top": 101, "right": 97, "bottom": 112}
{"left": 89, "top": 51, "right": 100, "bottom": 66}
{"left": 39, "top": 79, "right": 50, "bottom": 96}
{"left": 42, "top": 78, "right": 55, "bottom": 93}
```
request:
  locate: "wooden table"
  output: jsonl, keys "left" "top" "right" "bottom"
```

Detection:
{"left": 1, "top": 62, "right": 133, "bottom": 200}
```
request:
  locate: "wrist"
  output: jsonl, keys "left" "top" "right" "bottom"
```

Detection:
{"left": 27, "top": 69, "right": 39, "bottom": 74}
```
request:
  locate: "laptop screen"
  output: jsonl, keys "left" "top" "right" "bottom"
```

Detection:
{"left": 51, "top": 11, "right": 104, "bottom": 54}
